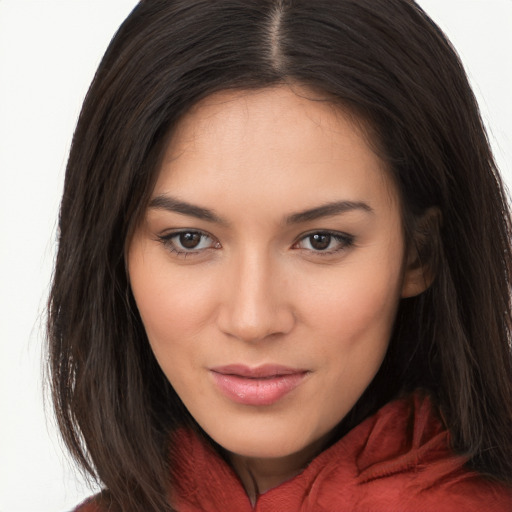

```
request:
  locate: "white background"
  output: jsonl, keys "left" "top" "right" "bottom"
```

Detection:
{"left": 0, "top": 1, "right": 511, "bottom": 511}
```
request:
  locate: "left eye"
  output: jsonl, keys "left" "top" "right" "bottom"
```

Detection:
{"left": 159, "top": 231, "right": 217, "bottom": 253}
{"left": 295, "top": 232, "right": 354, "bottom": 252}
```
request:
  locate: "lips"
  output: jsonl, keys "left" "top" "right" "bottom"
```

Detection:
{"left": 210, "top": 365, "right": 308, "bottom": 406}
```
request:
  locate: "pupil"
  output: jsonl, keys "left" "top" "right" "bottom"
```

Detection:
{"left": 311, "top": 233, "right": 331, "bottom": 250}
{"left": 180, "top": 232, "right": 201, "bottom": 249}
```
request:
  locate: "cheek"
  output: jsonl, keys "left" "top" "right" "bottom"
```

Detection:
{"left": 295, "top": 263, "right": 402, "bottom": 423}
{"left": 128, "top": 248, "right": 218, "bottom": 356}
{"left": 301, "top": 262, "right": 402, "bottom": 351}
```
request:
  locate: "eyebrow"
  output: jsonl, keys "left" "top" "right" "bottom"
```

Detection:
{"left": 149, "top": 195, "right": 226, "bottom": 224}
{"left": 285, "top": 200, "right": 374, "bottom": 224}
{"left": 148, "top": 195, "right": 373, "bottom": 225}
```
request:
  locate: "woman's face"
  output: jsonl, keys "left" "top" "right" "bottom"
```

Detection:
{"left": 128, "top": 86, "right": 421, "bottom": 463}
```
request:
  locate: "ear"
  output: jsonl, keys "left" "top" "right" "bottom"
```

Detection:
{"left": 401, "top": 207, "right": 442, "bottom": 298}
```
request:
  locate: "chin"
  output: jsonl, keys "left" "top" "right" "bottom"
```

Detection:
{"left": 224, "top": 438, "right": 303, "bottom": 459}
{"left": 200, "top": 414, "right": 331, "bottom": 461}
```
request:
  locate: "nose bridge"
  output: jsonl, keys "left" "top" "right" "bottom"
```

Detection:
{"left": 218, "top": 246, "right": 293, "bottom": 342}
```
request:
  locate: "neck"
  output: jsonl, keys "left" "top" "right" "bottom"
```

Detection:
{"left": 227, "top": 434, "right": 331, "bottom": 505}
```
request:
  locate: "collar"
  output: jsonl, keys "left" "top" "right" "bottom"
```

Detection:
{"left": 169, "top": 392, "right": 468, "bottom": 512}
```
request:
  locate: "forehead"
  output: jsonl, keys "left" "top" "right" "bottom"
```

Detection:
{"left": 154, "top": 85, "right": 397, "bottom": 214}
{"left": 166, "top": 86, "right": 372, "bottom": 162}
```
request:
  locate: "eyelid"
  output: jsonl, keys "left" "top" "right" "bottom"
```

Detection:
{"left": 157, "top": 229, "right": 221, "bottom": 256}
{"left": 292, "top": 230, "right": 355, "bottom": 255}
{"left": 155, "top": 228, "right": 354, "bottom": 258}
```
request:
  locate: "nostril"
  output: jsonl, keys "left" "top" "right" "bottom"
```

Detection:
{"left": 217, "top": 304, "right": 295, "bottom": 343}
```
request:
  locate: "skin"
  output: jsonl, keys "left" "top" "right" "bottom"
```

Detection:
{"left": 128, "top": 85, "right": 427, "bottom": 503}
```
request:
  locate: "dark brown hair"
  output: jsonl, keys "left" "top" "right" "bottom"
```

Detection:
{"left": 47, "top": 0, "right": 512, "bottom": 510}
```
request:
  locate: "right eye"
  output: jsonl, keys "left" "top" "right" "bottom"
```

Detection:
{"left": 158, "top": 230, "right": 220, "bottom": 256}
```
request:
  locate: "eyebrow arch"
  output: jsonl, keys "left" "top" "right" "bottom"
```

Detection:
{"left": 285, "top": 200, "right": 374, "bottom": 224}
{"left": 148, "top": 195, "right": 373, "bottom": 226}
{"left": 148, "top": 195, "right": 227, "bottom": 224}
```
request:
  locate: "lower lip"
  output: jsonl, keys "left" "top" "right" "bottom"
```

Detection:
{"left": 211, "top": 371, "right": 307, "bottom": 406}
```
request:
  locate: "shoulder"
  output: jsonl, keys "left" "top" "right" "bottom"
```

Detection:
{"left": 73, "top": 492, "right": 113, "bottom": 512}
{"left": 319, "top": 392, "right": 512, "bottom": 511}
{"left": 73, "top": 497, "right": 102, "bottom": 512}
{"left": 354, "top": 463, "right": 512, "bottom": 512}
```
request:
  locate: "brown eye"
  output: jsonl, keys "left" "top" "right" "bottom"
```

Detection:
{"left": 309, "top": 233, "right": 331, "bottom": 250}
{"left": 294, "top": 231, "right": 355, "bottom": 254}
{"left": 179, "top": 232, "right": 202, "bottom": 249}
{"left": 158, "top": 230, "right": 218, "bottom": 255}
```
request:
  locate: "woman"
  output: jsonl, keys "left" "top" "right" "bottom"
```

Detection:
{"left": 47, "top": 0, "right": 512, "bottom": 510}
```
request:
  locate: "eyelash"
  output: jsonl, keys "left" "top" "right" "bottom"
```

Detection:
{"left": 292, "top": 231, "right": 355, "bottom": 255}
{"left": 157, "top": 230, "right": 219, "bottom": 257}
{"left": 157, "top": 230, "right": 355, "bottom": 257}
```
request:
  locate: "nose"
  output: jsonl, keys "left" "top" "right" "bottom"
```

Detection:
{"left": 216, "top": 251, "right": 295, "bottom": 343}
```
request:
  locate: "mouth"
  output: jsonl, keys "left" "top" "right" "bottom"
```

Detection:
{"left": 210, "top": 364, "right": 309, "bottom": 406}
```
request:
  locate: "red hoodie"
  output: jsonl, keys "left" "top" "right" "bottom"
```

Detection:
{"left": 75, "top": 392, "right": 512, "bottom": 511}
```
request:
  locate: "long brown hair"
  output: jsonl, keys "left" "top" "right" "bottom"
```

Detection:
{"left": 47, "top": 1, "right": 512, "bottom": 510}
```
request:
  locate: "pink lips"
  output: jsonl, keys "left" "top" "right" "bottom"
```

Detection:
{"left": 210, "top": 364, "right": 308, "bottom": 406}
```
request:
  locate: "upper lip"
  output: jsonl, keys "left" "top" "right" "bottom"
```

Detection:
{"left": 210, "top": 364, "right": 307, "bottom": 378}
